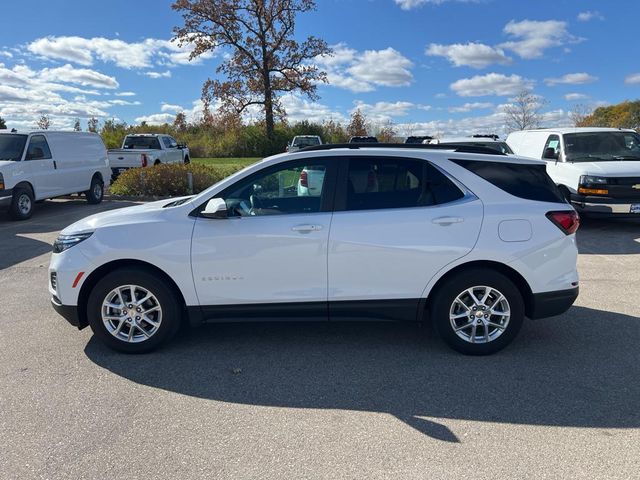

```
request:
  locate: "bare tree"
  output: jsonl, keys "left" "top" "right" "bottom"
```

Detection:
{"left": 374, "top": 121, "right": 396, "bottom": 143}
{"left": 173, "top": 111, "right": 188, "bottom": 131}
{"left": 73, "top": 118, "right": 82, "bottom": 131}
{"left": 569, "top": 103, "right": 593, "bottom": 127}
{"left": 173, "top": 0, "right": 331, "bottom": 142}
{"left": 36, "top": 114, "right": 51, "bottom": 130}
{"left": 87, "top": 117, "right": 99, "bottom": 133}
{"left": 347, "top": 109, "right": 368, "bottom": 137}
{"left": 503, "top": 90, "right": 545, "bottom": 131}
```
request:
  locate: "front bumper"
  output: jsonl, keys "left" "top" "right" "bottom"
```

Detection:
{"left": 570, "top": 194, "right": 640, "bottom": 215}
{"left": 528, "top": 287, "right": 579, "bottom": 320}
{"left": 0, "top": 188, "right": 13, "bottom": 208}
{"left": 51, "top": 295, "right": 86, "bottom": 329}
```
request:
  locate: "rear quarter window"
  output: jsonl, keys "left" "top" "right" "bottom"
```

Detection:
{"left": 451, "top": 159, "right": 565, "bottom": 203}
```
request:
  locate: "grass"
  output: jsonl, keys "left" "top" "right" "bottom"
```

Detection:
{"left": 193, "top": 157, "right": 261, "bottom": 168}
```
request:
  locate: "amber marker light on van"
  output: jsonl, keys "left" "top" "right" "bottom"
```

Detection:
{"left": 578, "top": 187, "right": 609, "bottom": 195}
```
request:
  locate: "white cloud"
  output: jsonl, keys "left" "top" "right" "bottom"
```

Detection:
{"left": 544, "top": 72, "right": 597, "bottom": 86}
{"left": 280, "top": 95, "right": 348, "bottom": 124}
{"left": 394, "top": 0, "right": 475, "bottom": 9}
{"left": 40, "top": 64, "right": 119, "bottom": 89}
{"left": 0, "top": 51, "right": 13, "bottom": 58}
{"left": 134, "top": 113, "right": 176, "bottom": 125}
{"left": 450, "top": 73, "right": 534, "bottom": 97}
{"left": 625, "top": 73, "right": 640, "bottom": 85}
{"left": 500, "top": 20, "right": 581, "bottom": 59}
{"left": 352, "top": 101, "right": 415, "bottom": 123}
{"left": 115, "top": 91, "right": 136, "bottom": 97}
{"left": 316, "top": 44, "right": 413, "bottom": 92}
{"left": 564, "top": 93, "right": 589, "bottom": 101}
{"left": 144, "top": 70, "right": 171, "bottom": 79}
{"left": 109, "top": 99, "right": 141, "bottom": 106}
{"left": 161, "top": 103, "right": 183, "bottom": 113}
{"left": 426, "top": 42, "right": 511, "bottom": 68}
{"left": 27, "top": 36, "right": 215, "bottom": 70}
{"left": 577, "top": 11, "right": 604, "bottom": 22}
{"left": 448, "top": 102, "right": 493, "bottom": 113}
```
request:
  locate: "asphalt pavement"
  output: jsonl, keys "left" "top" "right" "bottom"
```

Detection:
{"left": 0, "top": 199, "right": 639, "bottom": 479}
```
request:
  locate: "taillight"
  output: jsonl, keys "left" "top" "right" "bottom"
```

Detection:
{"left": 141, "top": 153, "right": 148, "bottom": 167}
{"left": 546, "top": 210, "right": 580, "bottom": 235}
{"left": 300, "top": 170, "right": 308, "bottom": 187}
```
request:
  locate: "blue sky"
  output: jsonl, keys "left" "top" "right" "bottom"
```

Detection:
{"left": 1, "top": 0, "right": 639, "bottom": 136}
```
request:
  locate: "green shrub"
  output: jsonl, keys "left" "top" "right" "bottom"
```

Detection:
{"left": 110, "top": 163, "right": 243, "bottom": 197}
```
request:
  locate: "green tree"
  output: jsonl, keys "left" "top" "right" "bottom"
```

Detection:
{"left": 0, "top": 116, "right": 6, "bottom": 129}
{"left": 173, "top": 0, "right": 331, "bottom": 144}
{"left": 579, "top": 100, "right": 640, "bottom": 130}
{"left": 73, "top": 118, "right": 82, "bottom": 131}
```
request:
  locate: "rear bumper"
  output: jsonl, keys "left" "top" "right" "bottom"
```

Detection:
{"left": 0, "top": 188, "right": 13, "bottom": 208}
{"left": 570, "top": 194, "right": 640, "bottom": 215}
{"left": 51, "top": 296, "right": 85, "bottom": 329}
{"left": 528, "top": 287, "right": 579, "bottom": 320}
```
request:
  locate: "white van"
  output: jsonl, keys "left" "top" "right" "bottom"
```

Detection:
{"left": 507, "top": 128, "right": 640, "bottom": 216}
{"left": 0, "top": 131, "right": 111, "bottom": 220}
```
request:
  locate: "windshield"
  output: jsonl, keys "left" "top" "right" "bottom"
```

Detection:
{"left": 564, "top": 132, "right": 640, "bottom": 161}
{"left": 0, "top": 134, "right": 28, "bottom": 161}
{"left": 293, "top": 137, "right": 320, "bottom": 147}
{"left": 123, "top": 136, "right": 162, "bottom": 150}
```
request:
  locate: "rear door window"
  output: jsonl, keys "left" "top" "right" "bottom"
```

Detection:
{"left": 342, "top": 157, "right": 464, "bottom": 211}
{"left": 452, "top": 159, "right": 565, "bottom": 203}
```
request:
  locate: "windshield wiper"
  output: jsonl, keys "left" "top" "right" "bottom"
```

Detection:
{"left": 613, "top": 155, "right": 640, "bottom": 161}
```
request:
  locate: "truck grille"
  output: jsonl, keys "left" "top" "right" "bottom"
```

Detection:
{"left": 606, "top": 177, "right": 640, "bottom": 199}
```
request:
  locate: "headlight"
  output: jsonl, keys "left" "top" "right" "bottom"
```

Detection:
{"left": 579, "top": 175, "right": 608, "bottom": 185}
{"left": 52, "top": 232, "right": 93, "bottom": 253}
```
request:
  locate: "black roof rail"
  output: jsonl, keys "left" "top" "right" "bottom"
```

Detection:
{"left": 299, "top": 143, "right": 506, "bottom": 156}
{"left": 471, "top": 134, "right": 500, "bottom": 140}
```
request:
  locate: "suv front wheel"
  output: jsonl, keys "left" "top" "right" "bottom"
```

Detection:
{"left": 86, "top": 268, "right": 181, "bottom": 353}
{"left": 431, "top": 269, "right": 524, "bottom": 355}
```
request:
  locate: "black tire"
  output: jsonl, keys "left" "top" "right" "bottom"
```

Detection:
{"left": 9, "top": 185, "right": 34, "bottom": 220}
{"left": 183, "top": 155, "right": 190, "bottom": 164}
{"left": 430, "top": 269, "right": 524, "bottom": 355}
{"left": 154, "top": 160, "right": 161, "bottom": 166}
{"left": 86, "top": 268, "right": 181, "bottom": 353}
{"left": 85, "top": 175, "right": 104, "bottom": 204}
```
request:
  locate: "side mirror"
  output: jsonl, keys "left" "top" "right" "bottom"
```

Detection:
{"left": 201, "top": 198, "right": 228, "bottom": 219}
{"left": 543, "top": 147, "right": 559, "bottom": 160}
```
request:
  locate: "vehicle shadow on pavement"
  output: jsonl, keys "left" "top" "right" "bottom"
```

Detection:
{"left": 85, "top": 305, "right": 640, "bottom": 442}
{"left": 0, "top": 199, "right": 136, "bottom": 270}
{"left": 577, "top": 217, "right": 640, "bottom": 255}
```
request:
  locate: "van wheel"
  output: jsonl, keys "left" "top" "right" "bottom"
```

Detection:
{"left": 9, "top": 186, "right": 34, "bottom": 220}
{"left": 431, "top": 269, "right": 524, "bottom": 355}
{"left": 183, "top": 156, "right": 190, "bottom": 164}
{"left": 154, "top": 160, "right": 161, "bottom": 166}
{"left": 85, "top": 176, "right": 104, "bottom": 204}
{"left": 86, "top": 268, "right": 181, "bottom": 353}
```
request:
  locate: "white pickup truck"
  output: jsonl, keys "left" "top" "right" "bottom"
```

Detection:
{"left": 507, "top": 128, "right": 640, "bottom": 216}
{"left": 108, "top": 134, "right": 190, "bottom": 179}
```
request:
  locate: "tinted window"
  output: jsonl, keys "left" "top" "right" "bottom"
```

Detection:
{"left": 345, "top": 157, "right": 464, "bottom": 211}
{"left": 124, "top": 136, "right": 162, "bottom": 150}
{"left": 452, "top": 159, "right": 565, "bottom": 203}
{"left": 224, "top": 161, "right": 329, "bottom": 217}
{"left": 26, "top": 135, "right": 52, "bottom": 160}
{"left": 542, "top": 135, "right": 560, "bottom": 158}
{"left": 0, "top": 134, "right": 28, "bottom": 161}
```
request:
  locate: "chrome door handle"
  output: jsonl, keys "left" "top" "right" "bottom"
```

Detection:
{"left": 291, "top": 224, "right": 323, "bottom": 232}
{"left": 432, "top": 216, "right": 463, "bottom": 225}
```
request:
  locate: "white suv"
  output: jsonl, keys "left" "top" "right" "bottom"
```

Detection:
{"left": 49, "top": 145, "right": 579, "bottom": 355}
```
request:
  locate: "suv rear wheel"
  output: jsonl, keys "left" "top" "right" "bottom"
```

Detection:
{"left": 86, "top": 268, "right": 181, "bottom": 353}
{"left": 431, "top": 269, "right": 524, "bottom": 355}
